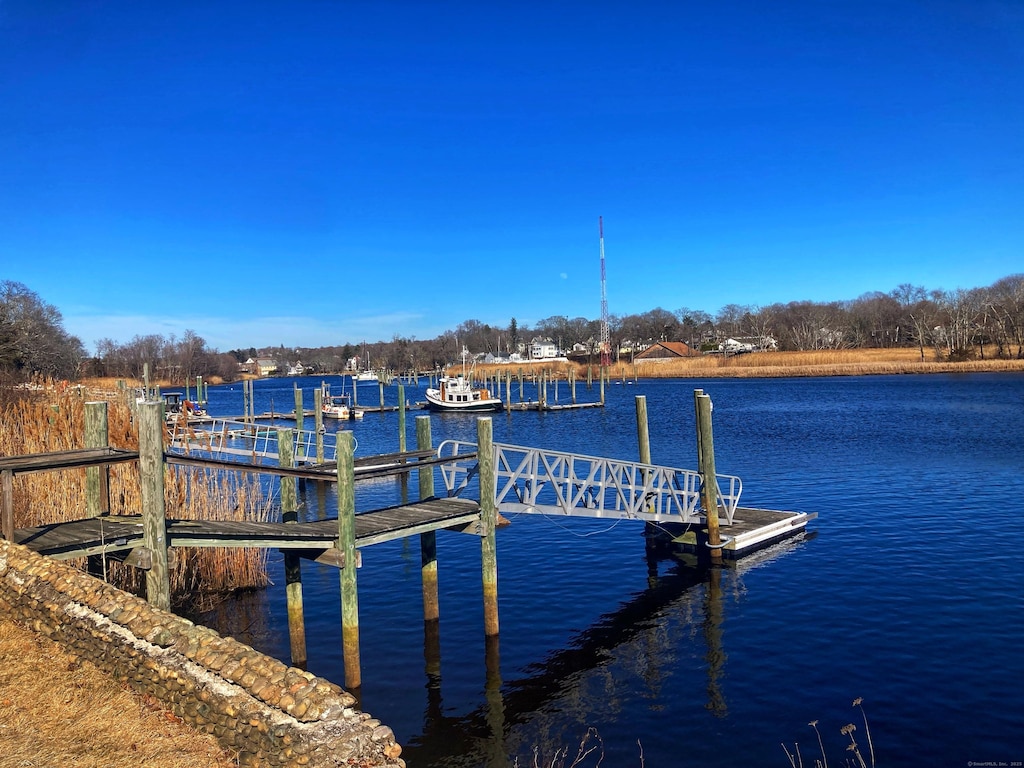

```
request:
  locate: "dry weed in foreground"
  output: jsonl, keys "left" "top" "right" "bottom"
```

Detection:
{"left": 782, "top": 698, "right": 875, "bottom": 768}
{"left": 0, "top": 618, "right": 239, "bottom": 768}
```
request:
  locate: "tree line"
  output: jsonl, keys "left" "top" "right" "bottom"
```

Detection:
{"left": 2, "top": 274, "right": 1021, "bottom": 384}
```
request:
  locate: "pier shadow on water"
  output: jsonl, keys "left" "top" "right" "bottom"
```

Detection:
{"left": 400, "top": 536, "right": 809, "bottom": 767}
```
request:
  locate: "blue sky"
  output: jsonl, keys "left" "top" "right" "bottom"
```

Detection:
{"left": 2, "top": 1, "right": 1021, "bottom": 354}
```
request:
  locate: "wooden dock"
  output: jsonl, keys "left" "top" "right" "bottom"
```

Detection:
{"left": 13, "top": 497, "right": 481, "bottom": 565}
{"left": 662, "top": 506, "right": 817, "bottom": 558}
{"left": 506, "top": 400, "right": 604, "bottom": 412}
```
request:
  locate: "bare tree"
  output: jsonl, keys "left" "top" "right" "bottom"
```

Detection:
{"left": 0, "top": 281, "right": 84, "bottom": 379}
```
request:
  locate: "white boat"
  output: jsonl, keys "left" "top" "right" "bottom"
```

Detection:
{"left": 425, "top": 348, "right": 502, "bottom": 412}
{"left": 321, "top": 384, "right": 364, "bottom": 420}
{"left": 425, "top": 375, "right": 503, "bottom": 412}
{"left": 353, "top": 370, "right": 379, "bottom": 384}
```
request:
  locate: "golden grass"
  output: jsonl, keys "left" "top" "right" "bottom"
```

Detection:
{"left": 0, "top": 382, "right": 271, "bottom": 605}
{"left": 0, "top": 618, "right": 239, "bottom": 768}
{"left": 469, "top": 348, "right": 1024, "bottom": 382}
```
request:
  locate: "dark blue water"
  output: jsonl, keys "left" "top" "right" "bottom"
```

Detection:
{"left": 197, "top": 373, "right": 1024, "bottom": 766}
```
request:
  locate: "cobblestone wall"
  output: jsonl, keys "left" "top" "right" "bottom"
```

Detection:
{"left": 0, "top": 540, "right": 404, "bottom": 767}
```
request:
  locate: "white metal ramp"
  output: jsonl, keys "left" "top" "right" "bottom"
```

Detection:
{"left": 437, "top": 440, "right": 742, "bottom": 525}
{"left": 166, "top": 417, "right": 344, "bottom": 465}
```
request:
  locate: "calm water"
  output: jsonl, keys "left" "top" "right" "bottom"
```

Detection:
{"left": 195, "top": 373, "right": 1024, "bottom": 766}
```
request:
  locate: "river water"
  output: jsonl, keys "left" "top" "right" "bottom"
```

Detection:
{"left": 195, "top": 372, "right": 1024, "bottom": 767}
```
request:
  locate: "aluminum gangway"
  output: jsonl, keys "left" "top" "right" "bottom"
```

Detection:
{"left": 437, "top": 440, "right": 742, "bottom": 526}
{"left": 166, "top": 416, "right": 346, "bottom": 465}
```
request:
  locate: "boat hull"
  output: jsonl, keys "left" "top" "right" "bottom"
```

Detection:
{"left": 424, "top": 390, "right": 503, "bottom": 413}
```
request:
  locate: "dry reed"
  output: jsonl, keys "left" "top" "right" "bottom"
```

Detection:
{"left": 470, "top": 348, "right": 1024, "bottom": 382}
{"left": 0, "top": 381, "right": 271, "bottom": 606}
{"left": 0, "top": 617, "right": 239, "bottom": 768}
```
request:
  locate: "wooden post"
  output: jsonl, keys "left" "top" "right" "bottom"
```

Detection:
{"left": 600, "top": 367, "right": 606, "bottom": 405}
{"left": 635, "top": 395, "right": 651, "bottom": 465}
{"left": 313, "top": 387, "right": 324, "bottom": 463}
{"left": 1, "top": 470, "right": 13, "bottom": 541}
{"left": 694, "top": 390, "right": 723, "bottom": 561}
{"left": 85, "top": 401, "right": 110, "bottom": 578}
{"left": 478, "top": 417, "right": 499, "bottom": 637}
{"left": 278, "top": 428, "right": 307, "bottom": 668}
{"left": 337, "top": 431, "right": 361, "bottom": 689}
{"left": 398, "top": 383, "right": 408, "bottom": 500}
{"left": 139, "top": 401, "right": 171, "bottom": 610}
{"left": 143, "top": 362, "right": 150, "bottom": 397}
{"left": 84, "top": 401, "right": 110, "bottom": 517}
{"left": 378, "top": 380, "right": 385, "bottom": 411}
{"left": 417, "top": 416, "right": 440, "bottom": 630}
{"left": 293, "top": 387, "right": 305, "bottom": 462}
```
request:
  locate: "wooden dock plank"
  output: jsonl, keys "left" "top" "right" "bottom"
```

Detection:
{"left": 12, "top": 498, "right": 481, "bottom": 561}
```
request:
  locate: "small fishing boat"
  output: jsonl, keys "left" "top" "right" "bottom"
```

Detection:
{"left": 353, "top": 370, "right": 379, "bottom": 384}
{"left": 425, "top": 375, "right": 503, "bottom": 412}
{"left": 425, "top": 348, "right": 502, "bottom": 412}
{"left": 321, "top": 383, "right": 364, "bottom": 420}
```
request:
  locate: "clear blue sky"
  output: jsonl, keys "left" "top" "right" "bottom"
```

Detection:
{"left": 2, "top": 1, "right": 1021, "bottom": 354}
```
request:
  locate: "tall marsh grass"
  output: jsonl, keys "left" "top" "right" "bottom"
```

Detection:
{"left": 0, "top": 380, "right": 271, "bottom": 607}
{"left": 471, "top": 348, "right": 1024, "bottom": 383}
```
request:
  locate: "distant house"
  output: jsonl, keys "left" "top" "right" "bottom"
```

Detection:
{"left": 287, "top": 360, "right": 306, "bottom": 376}
{"left": 634, "top": 341, "right": 694, "bottom": 360}
{"left": 719, "top": 336, "right": 777, "bottom": 354}
{"left": 530, "top": 338, "right": 559, "bottom": 359}
{"left": 255, "top": 358, "right": 279, "bottom": 377}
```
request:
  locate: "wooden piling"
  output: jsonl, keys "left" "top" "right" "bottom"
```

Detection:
{"left": 293, "top": 387, "right": 305, "bottom": 463}
{"left": 278, "top": 428, "right": 307, "bottom": 668}
{"left": 138, "top": 401, "right": 171, "bottom": 610}
{"left": 85, "top": 401, "right": 110, "bottom": 578}
{"left": 1, "top": 470, "right": 13, "bottom": 541}
{"left": 84, "top": 402, "right": 110, "bottom": 517}
{"left": 336, "top": 431, "right": 361, "bottom": 688}
{"left": 313, "top": 387, "right": 324, "bottom": 463}
{"left": 416, "top": 416, "right": 439, "bottom": 624}
{"left": 635, "top": 395, "right": 651, "bottom": 465}
{"left": 694, "top": 390, "right": 723, "bottom": 561}
{"left": 477, "top": 417, "right": 499, "bottom": 637}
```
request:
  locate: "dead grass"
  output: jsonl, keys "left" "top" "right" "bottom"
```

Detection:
{"left": 0, "top": 618, "right": 238, "bottom": 768}
{"left": 470, "top": 348, "right": 1024, "bottom": 382}
{"left": 0, "top": 381, "right": 272, "bottom": 605}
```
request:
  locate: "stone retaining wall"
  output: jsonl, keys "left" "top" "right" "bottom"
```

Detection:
{"left": 0, "top": 540, "right": 404, "bottom": 767}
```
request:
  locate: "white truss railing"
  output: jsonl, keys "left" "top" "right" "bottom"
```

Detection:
{"left": 166, "top": 417, "right": 344, "bottom": 465}
{"left": 437, "top": 440, "right": 741, "bottom": 525}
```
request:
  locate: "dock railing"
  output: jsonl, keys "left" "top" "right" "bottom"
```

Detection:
{"left": 167, "top": 417, "right": 345, "bottom": 465}
{"left": 437, "top": 440, "right": 742, "bottom": 525}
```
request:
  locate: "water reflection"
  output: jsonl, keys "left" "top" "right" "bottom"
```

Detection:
{"left": 403, "top": 537, "right": 807, "bottom": 766}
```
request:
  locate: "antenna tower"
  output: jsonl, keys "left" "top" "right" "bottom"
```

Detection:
{"left": 598, "top": 216, "right": 611, "bottom": 366}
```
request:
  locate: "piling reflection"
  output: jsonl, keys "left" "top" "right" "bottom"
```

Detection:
{"left": 401, "top": 537, "right": 807, "bottom": 766}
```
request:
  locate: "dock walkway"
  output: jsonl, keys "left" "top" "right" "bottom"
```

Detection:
{"left": 13, "top": 497, "right": 481, "bottom": 564}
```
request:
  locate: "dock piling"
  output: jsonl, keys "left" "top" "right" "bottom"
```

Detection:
{"left": 139, "top": 401, "right": 171, "bottom": 610}
{"left": 336, "top": 431, "right": 361, "bottom": 688}
{"left": 694, "top": 390, "right": 723, "bottom": 561}
{"left": 477, "top": 417, "right": 499, "bottom": 637}
{"left": 278, "top": 428, "right": 307, "bottom": 669}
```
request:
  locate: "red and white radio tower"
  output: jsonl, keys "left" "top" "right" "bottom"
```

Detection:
{"left": 598, "top": 216, "right": 611, "bottom": 367}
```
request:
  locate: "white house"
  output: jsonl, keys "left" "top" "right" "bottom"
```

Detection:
{"left": 530, "top": 338, "right": 559, "bottom": 359}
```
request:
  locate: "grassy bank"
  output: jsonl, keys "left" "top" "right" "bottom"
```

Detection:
{"left": 0, "top": 382, "right": 272, "bottom": 606}
{"left": 467, "top": 348, "right": 1024, "bottom": 381}
{"left": 0, "top": 619, "right": 239, "bottom": 768}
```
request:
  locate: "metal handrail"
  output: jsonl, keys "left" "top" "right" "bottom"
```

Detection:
{"left": 437, "top": 440, "right": 741, "bottom": 525}
{"left": 167, "top": 417, "right": 347, "bottom": 465}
